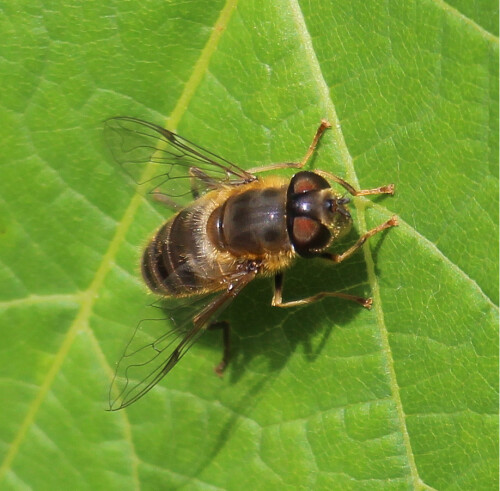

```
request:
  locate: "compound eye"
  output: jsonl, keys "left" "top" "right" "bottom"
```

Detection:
{"left": 292, "top": 217, "right": 331, "bottom": 253}
{"left": 290, "top": 171, "right": 330, "bottom": 194}
{"left": 293, "top": 217, "right": 320, "bottom": 246}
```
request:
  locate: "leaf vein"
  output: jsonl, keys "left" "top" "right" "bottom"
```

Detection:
{"left": 288, "top": 0, "right": 421, "bottom": 486}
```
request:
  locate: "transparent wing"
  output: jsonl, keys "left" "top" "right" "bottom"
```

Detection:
{"left": 104, "top": 117, "right": 256, "bottom": 201}
{"left": 108, "top": 275, "right": 253, "bottom": 410}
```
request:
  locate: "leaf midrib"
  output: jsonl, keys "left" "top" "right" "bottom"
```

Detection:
{"left": 433, "top": 0, "right": 499, "bottom": 42}
{"left": 288, "top": 0, "right": 422, "bottom": 487}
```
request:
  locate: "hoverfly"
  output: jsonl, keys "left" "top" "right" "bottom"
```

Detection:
{"left": 105, "top": 117, "right": 397, "bottom": 410}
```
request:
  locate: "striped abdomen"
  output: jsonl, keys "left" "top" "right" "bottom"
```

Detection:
{"left": 141, "top": 205, "right": 215, "bottom": 297}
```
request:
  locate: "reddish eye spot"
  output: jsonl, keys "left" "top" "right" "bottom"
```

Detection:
{"left": 294, "top": 176, "right": 316, "bottom": 194}
{"left": 293, "top": 217, "right": 319, "bottom": 244}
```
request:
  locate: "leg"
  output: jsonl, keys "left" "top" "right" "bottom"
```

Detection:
{"left": 189, "top": 166, "right": 250, "bottom": 197}
{"left": 246, "top": 120, "right": 332, "bottom": 174}
{"left": 271, "top": 272, "right": 372, "bottom": 309}
{"left": 298, "top": 119, "right": 332, "bottom": 167}
{"left": 191, "top": 272, "right": 256, "bottom": 376}
{"left": 189, "top": 167, "right": 220, "bottom": 198}
{"left": 321, "top": 216, "right": 398, "bottom": 264}
{"left": 315, "top": 169, "right": 394, "bottom": 196}
{"left": 149, "top": 166, "right": 219, "bottom": 207}
{"left": 151, "top": 191, "right": 182, "bottom": 210}
{"left": 208, "top": 321, "right": 231, "bottom": 376}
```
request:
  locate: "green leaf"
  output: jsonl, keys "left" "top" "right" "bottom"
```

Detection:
{"left": 0, "top": 0, "right": 497, "bottom": 490}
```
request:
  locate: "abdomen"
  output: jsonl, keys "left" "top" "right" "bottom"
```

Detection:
{"left": 141, "top": 203, "right": 221, "bottom": 297}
